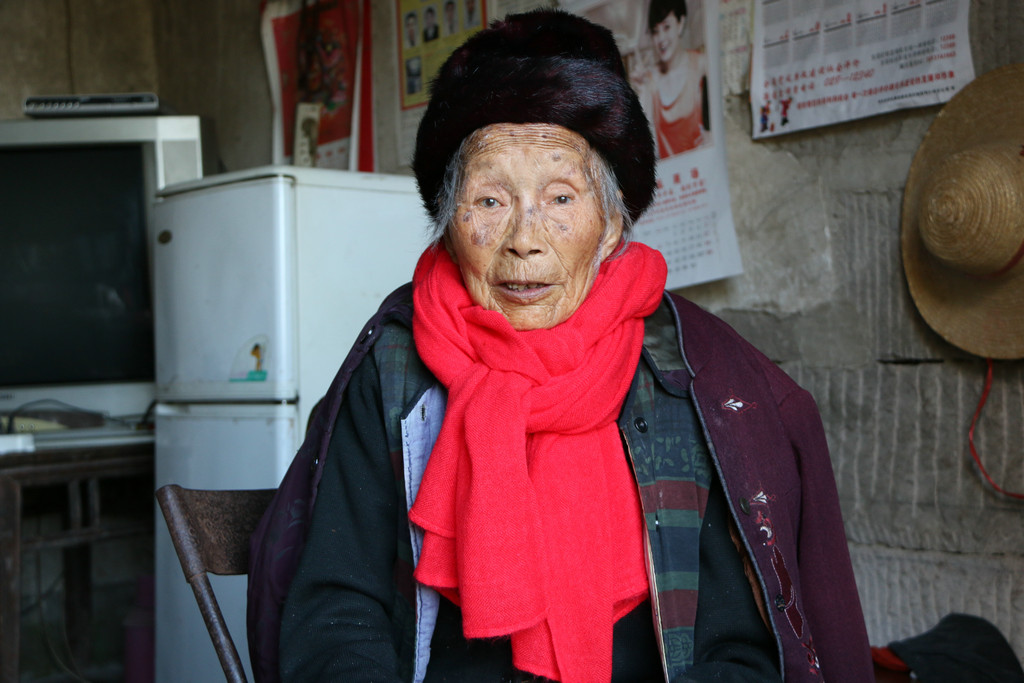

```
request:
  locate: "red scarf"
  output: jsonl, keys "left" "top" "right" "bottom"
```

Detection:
{"left": 409, "top": 242, "right": 668, "bottom": 682}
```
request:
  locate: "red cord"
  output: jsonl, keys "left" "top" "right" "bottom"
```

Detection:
{"left": 871, "top": 646, "right": 910, "bottom": 672}
{"left": 968, "top": 358, "right": 1024, "bottom": 500}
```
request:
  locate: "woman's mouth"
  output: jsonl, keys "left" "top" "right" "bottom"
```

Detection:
{"left": 504, "top": 282, "right": 546, "bottom": 292}
{"left": 498, "top": 281, "right": 553, "bottom": 301}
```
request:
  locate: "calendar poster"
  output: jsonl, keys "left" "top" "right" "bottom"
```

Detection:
{"left": 750, "top": 0, "right": 974, "bottom": 138}
{"left": 563, "top": 0, "right": 742, "bottom": 289}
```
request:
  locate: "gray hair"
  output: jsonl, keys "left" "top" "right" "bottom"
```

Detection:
{"left": 427, "top": 134, "right": 635, "bottom": 249}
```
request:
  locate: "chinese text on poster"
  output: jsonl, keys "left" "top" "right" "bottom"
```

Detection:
{"left": 751, "top": 0, "right": 974, "bottom": 138}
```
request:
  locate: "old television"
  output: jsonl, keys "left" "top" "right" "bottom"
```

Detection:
{"left": 0, "top": 115, "right": 212, "bottom": 444}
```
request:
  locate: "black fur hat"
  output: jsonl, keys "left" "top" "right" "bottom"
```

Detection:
{"left": 412, "top": 9, "right": 656, "bottom": 226}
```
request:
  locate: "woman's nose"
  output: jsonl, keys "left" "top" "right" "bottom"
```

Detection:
{"left": 505, "top": 204, "right": 544, "bottom": 258}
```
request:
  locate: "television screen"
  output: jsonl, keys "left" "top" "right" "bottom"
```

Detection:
{"left": 0, "top": 144, "right": 154, "bottom": 388}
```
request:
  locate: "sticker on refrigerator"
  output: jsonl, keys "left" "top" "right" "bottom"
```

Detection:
{"left": 230, "top": 335, "right": 270, "bottom": 381}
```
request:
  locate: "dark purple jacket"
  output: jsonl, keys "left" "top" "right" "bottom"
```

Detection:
{"left": 248, "top": 286, "right": 874, "bottom": 682}
{"left": 667, "top": 293, "right": 872, "bottom": 681}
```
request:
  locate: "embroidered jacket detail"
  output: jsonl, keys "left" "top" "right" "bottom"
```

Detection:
{"left": 722, "top": 395, "right": 756, "bottom": 413}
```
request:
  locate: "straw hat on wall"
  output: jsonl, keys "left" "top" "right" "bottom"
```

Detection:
{"left": 902, "top": 63, "right": 1024, "bottom": 359}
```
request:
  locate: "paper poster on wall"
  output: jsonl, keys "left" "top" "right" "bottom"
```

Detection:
{"left": 562, "top": 0, "right": 742, "bottom": 289}
{"left": 392, "top": 0, "right": 555, "bottom": 167}
{"left": 750, "top": 0, "right": 974, "bottom": 138}
{"left": 396, "top": 0, "right": 487, "bottom": 111}
{"left": 261, "top": 0, "right": 362, "bottom": 168}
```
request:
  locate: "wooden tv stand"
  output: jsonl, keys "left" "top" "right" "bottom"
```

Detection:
{"left": 0, "top": 440, "right": 154, "bottom": 680}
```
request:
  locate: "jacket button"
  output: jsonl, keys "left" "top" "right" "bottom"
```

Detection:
{"left": 739, "top": 497, "right": 751, "bottom": 514}
{"left": 633, "top": 417, "right": 648, "bottom": 433}
{"left": 774, "top": 594, "right": 787, "bottom": 611}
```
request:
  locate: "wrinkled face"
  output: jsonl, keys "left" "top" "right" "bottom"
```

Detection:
{"left": 445, "top": 123, "right": 623, "bottom": 330}
{"left": 652, "top": 12, "right": 685, "bottom": 64}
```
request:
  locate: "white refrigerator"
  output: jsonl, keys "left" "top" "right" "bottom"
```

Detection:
{"left": 150, "top": 165, "right": 429, "bottom": 683}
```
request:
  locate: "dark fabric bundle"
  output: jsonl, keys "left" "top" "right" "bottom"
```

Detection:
{"left": 888, "top": 613, "right": 1024, "bottom": 683}
{"left": 412, "top": 9, "right": 656, "bottom": 225}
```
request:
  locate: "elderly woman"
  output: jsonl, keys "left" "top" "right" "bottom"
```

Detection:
{"left": 272, "top": 10, "right": 872, "bottom": 683}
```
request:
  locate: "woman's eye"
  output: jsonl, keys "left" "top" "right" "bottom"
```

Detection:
{"left": 479, "top": 197, "right": 499, "bottom": 208}
{"left": 553, "top": 195, "right": 572, "bottom": 205}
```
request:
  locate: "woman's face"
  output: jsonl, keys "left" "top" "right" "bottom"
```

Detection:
{"left": 445, "top": 123, "right": 622, "bottom": 331}
{"left": 652, "top": 12, "right": 685, "bottom": 64}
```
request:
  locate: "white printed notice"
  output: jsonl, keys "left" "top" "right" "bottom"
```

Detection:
{"left": 751, "top": 0, "right": 974, "bottom": 138}
{"left": 562, "top": 0, "right": 742, "bottom": 289}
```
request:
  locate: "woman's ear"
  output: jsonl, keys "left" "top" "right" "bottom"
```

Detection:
{"left": 599, "top": 210, "right": 624, "bottom": 261}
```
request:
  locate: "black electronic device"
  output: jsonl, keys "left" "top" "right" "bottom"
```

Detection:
{"left": 22, "top": 92, "right": 167, "bottom": 118}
